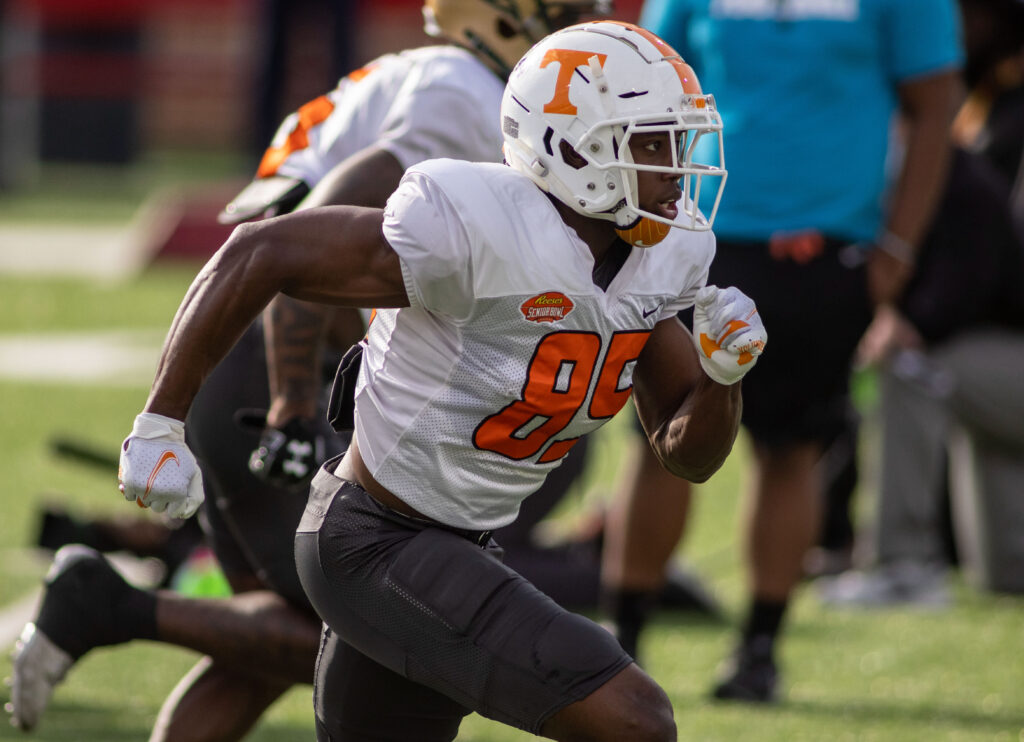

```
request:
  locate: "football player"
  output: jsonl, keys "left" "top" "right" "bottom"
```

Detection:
{"left": 116, "top": 21, "right": 766, "bottom": 741}
{"left": 7, "top": 2, "right": 611, "bottom": 740}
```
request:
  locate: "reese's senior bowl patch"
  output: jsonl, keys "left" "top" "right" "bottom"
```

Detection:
{"left": 521, "top": 292, "right": 575, "bottom": 323}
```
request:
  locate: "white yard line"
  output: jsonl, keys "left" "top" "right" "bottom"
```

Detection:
{"left": 0, "top": 188, "right": 184, "bottom": 281}
{"left": 0, "top": 330, "right": 164, "bottom": 386}
{"left": 0, "top": 225, "right": 143, "bottom": 280}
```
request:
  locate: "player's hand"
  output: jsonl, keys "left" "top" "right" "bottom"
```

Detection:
{"left": 243, "top": 414, "right": 328, "bottom": 488}
{"left": 118, "top": 413, "right": 204, "bottom": 519}
{"left": 692, "top": 285, "right": 767, "bottom": 385}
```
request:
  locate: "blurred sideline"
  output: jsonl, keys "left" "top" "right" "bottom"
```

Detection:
{"left": 0, "top": 185, "right": 241, "bottom": 385}
{"left": 0, "top": 329, "right": 164, "bottom": 386}
{"left": 0, "top": 184, "right": 237, "bottom": 281}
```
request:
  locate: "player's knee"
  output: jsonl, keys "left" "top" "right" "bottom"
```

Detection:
{"left": 609, "top": 680, "right": 675, "bottom": 742}
{"left": 545, "top": 665, "right": 676, "bottom": 742}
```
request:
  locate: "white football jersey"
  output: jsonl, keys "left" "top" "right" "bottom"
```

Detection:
{"left": 257, "top": 45, "right": 506, "bottom": 186}
{"left": 355, "top": 159, "right": 715, "bottom": 530}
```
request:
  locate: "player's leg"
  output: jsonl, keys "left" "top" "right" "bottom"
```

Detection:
{"left": 313, "top": 626, "right": 470, "bottom": 741}
{"left": 295, "top": 468, "right": 675, "bottom": 741}
{"left": 599, "top": 411, "right": 721, "bottom": 661}
{"left": 8, "top": 545, "right": 320, "bottom": 735}
{"left": 9, "top": 319, "right": 324, "bottom": 733}
{"left": 7, "top": 545, "right": 158, "bottom": 731}
{"left": 707, "top": 237, "right": 871, "bottom": 703}
{"left": 600, "top": 423, "right": 694, "bottom": 659}
{"left": 600, "top": 435, "right": 692, "bottom": 660}
{"left": 156, "top": 586, "right": 318, "bottom": 681}
{"left": 139, "top": 460, "right": 320, "bottom": 741}
{"left": 34, "top": 506, "right": 203, "bottom": 585}
{"left": 133, "top": 506, "right": 319, "bottom": 742}
{"left": 709, "top": 439, "right": 820, "bottom": 702}
{"left": 539, "top": 663, "right": 674, "bottom": 741}
{"left": 149, "top": 657, "right": 293, "bottom": 742}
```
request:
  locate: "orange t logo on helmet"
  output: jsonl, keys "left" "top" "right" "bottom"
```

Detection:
{"left": 540, "top": 49, "right": 607, "bottom": 115}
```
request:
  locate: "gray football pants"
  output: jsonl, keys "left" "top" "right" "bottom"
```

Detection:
{"left": 873, "top": 330, "right": 1024, "bottom": 591}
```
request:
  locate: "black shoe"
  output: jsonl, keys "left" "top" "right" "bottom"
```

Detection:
{"left": 9, "top": 545, "right": 147, "bottom": 731}
{"left": 711, "top": 635, "right": 779, "bottom": 703}
{"left": 38, "top": 545, "right": 155, "bottom": 659}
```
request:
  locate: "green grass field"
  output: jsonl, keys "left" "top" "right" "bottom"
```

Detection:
{"left": 1, "top": 264, "right": 1022, "bottom": 742}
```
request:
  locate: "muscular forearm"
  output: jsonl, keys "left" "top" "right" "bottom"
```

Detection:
{"left": 648, "top": 376, "right": 742, "bottom": 483}
{"left": 144, "top": 206, "right": 404, "bottom": 422}
{"left": 145, "top": 224, "right": 286, "bottom": 421}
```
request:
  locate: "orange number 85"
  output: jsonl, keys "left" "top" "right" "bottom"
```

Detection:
{"left": 473, "top": 330, "right": 650, "bottom": 463}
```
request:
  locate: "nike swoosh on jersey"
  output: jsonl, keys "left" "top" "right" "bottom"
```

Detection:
{"left": 643, "top": 304, "right": 663, "bottom": 318}
{"left": 146, "top": 450, "right": 180, "bottom": 495}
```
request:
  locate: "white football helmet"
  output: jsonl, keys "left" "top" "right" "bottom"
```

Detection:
{"left": 501, "top": 20, "right": 726, "bottom": 241}
{"left": 423, "top": 0, "right": 612, "bottom": 78}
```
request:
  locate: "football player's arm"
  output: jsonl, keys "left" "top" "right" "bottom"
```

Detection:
{"left": 119, "top": 206, "right": 406, "bottom": 516}
{"left": 631, "top": 317, "right": 742, "bottom": 483}
{"left": 150, "top": 206, "right": 407, "bottom": 424}
{"left": 632, "top": 285, "right": 766, "bottom": 482}
{"left": 263, "top": 146, "right": 405, "bottom": 426}
{"left": 867, "top": 69, "right": 961, "bottom": 307}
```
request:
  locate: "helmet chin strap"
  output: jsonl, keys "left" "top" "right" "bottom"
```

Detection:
{"left": 606, "top": 192, "right": 670, "bottom": 248}
{"left": 615, "top": 218, "right": 671, "bottom": 247}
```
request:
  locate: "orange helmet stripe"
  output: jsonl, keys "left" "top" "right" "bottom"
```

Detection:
{"left": 600, "top": 20, "right": 703, "bottom": 95}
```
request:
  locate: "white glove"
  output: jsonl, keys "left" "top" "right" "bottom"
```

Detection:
{"left": 118, "top": 412, "right": 204, "bottom": 519}
{"left": 692, "top": 285, "right": 767, "bottom": 385}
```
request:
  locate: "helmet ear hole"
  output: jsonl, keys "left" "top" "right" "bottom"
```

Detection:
{"left": 496, "top": 17, "right": 519, "bottom": 39}
{"left": 559, "top": 139, "right": 587, "bottom": 170}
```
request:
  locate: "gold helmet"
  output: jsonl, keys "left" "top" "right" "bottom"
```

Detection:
{"left": 423, "top": 0, "right": 612, "bottom": 78}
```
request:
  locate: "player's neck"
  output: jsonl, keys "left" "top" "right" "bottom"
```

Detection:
{"left": 549, "top": 195, "right": 621, "bottom": 264}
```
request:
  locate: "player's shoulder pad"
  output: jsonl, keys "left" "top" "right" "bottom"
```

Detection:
{"left": 409, "top": 158, "right": 519, "bottom": 188}
{"left": 218, "top": 175, "right": 311, "bottom": 224}
{"left": 404, "top": 160, "right": 528, "bottom": 214}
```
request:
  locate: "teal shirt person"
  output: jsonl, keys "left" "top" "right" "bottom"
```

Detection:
{"left": 640, "top": 0, "right": 963, "bottom": 243}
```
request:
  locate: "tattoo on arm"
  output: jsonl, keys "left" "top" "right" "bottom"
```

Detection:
{"left": 266, "top": 295, "right": 334, "bottom": 416}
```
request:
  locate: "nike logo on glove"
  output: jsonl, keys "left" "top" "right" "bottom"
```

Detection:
{"left": 145, "top": 450, "right": 180, "bottom": 495}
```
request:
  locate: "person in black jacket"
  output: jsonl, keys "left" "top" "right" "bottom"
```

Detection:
{"left": 820, "top": 146, "right": 1024, "bottom": 605}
